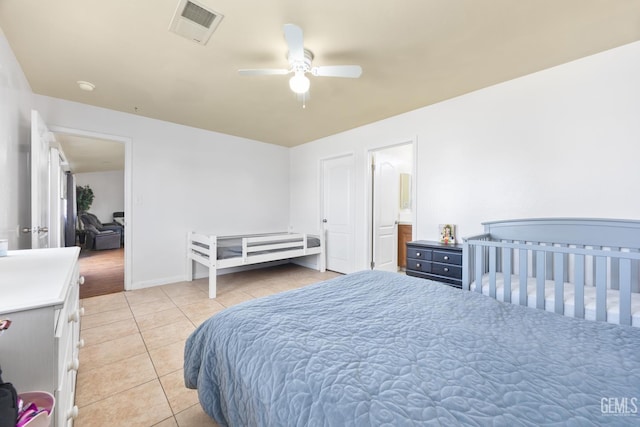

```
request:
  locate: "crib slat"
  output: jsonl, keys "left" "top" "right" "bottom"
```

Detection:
{"left": 574, "top": 254, "right": 585, "bottom": 319}
{"left": 610, "top": 247, "right": 620, "bottom": 290}
{"left": 620, "top": 258, "right": 632, "bottom": 326}
{"left": 595, "top": 256, "right": 607, "bottom": 322}
{"left": 489, "top": 246, "right": 496, "bottom": 298}
{"left": 554, "top": 252, "right": 564, "bottom": 315}
{"left": 519, "top": 249, "right": 528, "bottom": 306}
{"left": 503, "top": 248, "right": 512, "bottom": 303}
{"left": 536, "top": 251, "right": 545, "bottom": 310}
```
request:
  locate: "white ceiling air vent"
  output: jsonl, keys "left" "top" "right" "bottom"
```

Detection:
{"left": 169, "top": 0, "right": 224, "bottom": 45}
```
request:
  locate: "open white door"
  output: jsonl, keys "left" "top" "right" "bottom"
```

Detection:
{"left": 30, "top": 110, "right": 51, "bottom": 249}
{"left": 372, "top": 155, "right": 399, "bottom": 271}
{"left": 322, "top": 155, "right": 355, "bottom": 274}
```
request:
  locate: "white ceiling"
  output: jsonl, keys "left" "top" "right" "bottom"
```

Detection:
{"left": 54, "top": 133, "right": 125, "bottom": 174}
{"left": 2, "top": 0, "right": 640, "bottom": 151}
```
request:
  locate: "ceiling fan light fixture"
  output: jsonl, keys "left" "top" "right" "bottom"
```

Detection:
{"left": 289, "top": 72, "right": 310, "bottom": 94}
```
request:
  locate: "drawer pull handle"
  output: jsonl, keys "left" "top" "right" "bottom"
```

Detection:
{"left": 68, "top": 307, "right": 85, "bottom": 323}
{"left": 77, "top": 339, "right": 85, "bottom": 349}
{"left": 68, "top": 358, "right": 80, "bottom": 372}
{"left": 416, "top": 252, "right": 421, "bottom": 257}
{"left": 79, "top": 276, "right": 85, "bottom": 285}
{"left": 444, "top": 256, "right": 449, "bottom": 260}
{"left": 416, "top": 263, "right": 421, "bottom": 268}
{"left": 67, "top": 406, "right": 79, "bottom": 420}
{"left": 444, "top": 267, "right": 449, "bottom": 272}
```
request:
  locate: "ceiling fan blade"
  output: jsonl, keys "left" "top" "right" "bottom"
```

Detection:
{"left": 311, "top": 65, "right": 362, "bottom": 78}
{"left": 283, "top": 23, "right": 304, "bottom": 62}
{"left": 238, "top": 68, "right": 290, "bottom": 76}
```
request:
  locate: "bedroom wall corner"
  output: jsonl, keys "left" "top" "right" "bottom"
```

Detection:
{"left": 289, "top": 40, "right": 640, "bottom": 269}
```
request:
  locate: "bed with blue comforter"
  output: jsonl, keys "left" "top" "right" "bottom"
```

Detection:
{"left": 184, "top": 270, "right": 640, "bottom": 426}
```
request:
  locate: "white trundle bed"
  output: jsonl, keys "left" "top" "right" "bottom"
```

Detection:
{"left": 463, "top": 218, "right": 640, "bottom": 327}
{"left": 187, "top": 231, "right": 325, "bottom": 298}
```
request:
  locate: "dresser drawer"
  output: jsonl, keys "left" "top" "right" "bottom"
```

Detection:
{"left": 432, "top": 250, "right": 462, "bottom": 265}
{"left": 431, "top": 263, "right": 462, "bottom": 279}
{"left": 407, "top": 247, "right": 431, "bottom": 261}
{"left": 407, "top": 258, "right": 431, "bottom": 273}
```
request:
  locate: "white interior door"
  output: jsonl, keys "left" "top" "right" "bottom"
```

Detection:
{"left": 322, "top": 155, "right": 354, "bottom": 274}
{"left": 30, "top": 110, "right": 51, "bottom": 249}
{"left": 372, "top": 156, "right": 399, "bottom": 271}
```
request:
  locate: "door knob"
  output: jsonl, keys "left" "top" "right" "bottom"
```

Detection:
{"left": 322, "top": 219, "right": 328, "bottom": 223}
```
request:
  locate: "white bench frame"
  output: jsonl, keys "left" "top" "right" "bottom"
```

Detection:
{"left": 187, "top": 231, "right": 326, "bottom": 298}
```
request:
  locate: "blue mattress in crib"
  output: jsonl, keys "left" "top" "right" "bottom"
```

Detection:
{"left": 184, "top": 270, "right": 640, "bottom": 426}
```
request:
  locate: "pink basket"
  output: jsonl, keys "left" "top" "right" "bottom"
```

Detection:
{"left": 17, "top": 391, "right": 55, "bottom": 427}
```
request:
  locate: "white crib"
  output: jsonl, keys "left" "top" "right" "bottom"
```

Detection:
{"left": 462, "top": 218, "right": 640, "bottom": 327}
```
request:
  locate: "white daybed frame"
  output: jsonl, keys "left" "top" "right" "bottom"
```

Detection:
{"left": 187, "top": 231, "right": 325, "bottom": 298}
{"left": 463, "top": 218, "right": 640, "bottom": 327}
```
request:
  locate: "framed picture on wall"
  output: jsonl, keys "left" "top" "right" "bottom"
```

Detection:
{"left": 439, "top": 224, "right": 456, "bottom": 244}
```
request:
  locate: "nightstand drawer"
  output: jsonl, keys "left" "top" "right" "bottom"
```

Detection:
{"left": 407, "top": 259, "right": 430, "bottom": 273}
{"left": 407, "top": 248, "right": 431, "bottom": 260}
{"left": 431, "top": 263, "right": 462, "bottom": 279}
{"left": 433, "top": 250, "right": 461, "bottom": 265}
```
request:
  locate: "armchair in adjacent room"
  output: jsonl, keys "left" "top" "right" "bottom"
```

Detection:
{"left": 80, "top": 212, "right": 124, "bottom": 246}
{"left": 83, "top": 224, "right": 121, "bottom": 250}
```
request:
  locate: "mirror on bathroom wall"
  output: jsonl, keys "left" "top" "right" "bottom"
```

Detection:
{"left": 399, "top": 173, "right": 411, "bottom": 210}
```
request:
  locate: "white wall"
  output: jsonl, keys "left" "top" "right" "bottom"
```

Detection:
{"left": 0, "top": 26, "right": 33, "bottom": 249}
{"left": 33, "top": 96, "right": 290, "bottom": 289}
{"left": 290, "top": 41, "right": 640, "bottom": 272}
{"left": 75, "top": 170, "right": 124, "bottom": 224}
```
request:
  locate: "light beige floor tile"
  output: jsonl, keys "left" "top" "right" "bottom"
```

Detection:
{"left": 214, "top": 290, "right": 255, "bottom": 308}
{"left": 159, "top": 369, "right": 199, "bottom": 414}
{"left": 244, "top": 285, "right": 281, "bottom": 299}
{"left": 135, "top": 307, "right": 191, "bottom": 332}
{"left": 168, "top": 289, "right": 211, "bottom": 307}
{"left": 74, "top": 380, "right": 172, "bottom": 427}
{"left": 76, "top": 353, "right": 157, "bottom": 407}
{"left": 175, "top": 404, "right": 220, "bottom": 427}
{"left": 153, "top": 417, "right": 179, "bottom": 427}
{"left": 129, "top": 297, "right": 177, "bottom": 317}
{"left": 149, "top": 340, "right": 186, "bottom": 377}
{"left": 141, "top": 318, "right": 195, "bottom": 350}
{"left": 79, "top": 333, "right": 147, "bottom": 372}
{"left": 179, "top": 299, "right": 225, "bottom": 325}
{"left": 80, "top": 306, "right": 134, "bottom": 330}
{"left": 79, "top": 318, "right": 140, "bottom": 347}
{"left": 124, "top": 287, "right": 171, "bottom": 305}
{"left": 80, "top": 292, "right": 129, "bottom": 314}
{"left": 160, "top": 282, "right": 205, "bottom": 297}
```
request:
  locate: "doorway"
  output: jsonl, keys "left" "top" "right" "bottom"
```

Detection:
{"left": 51, "top": 126, "right": 132, "bottom": 294}
{"left": 368, "top": 142, "right": 415, "bottom": 272}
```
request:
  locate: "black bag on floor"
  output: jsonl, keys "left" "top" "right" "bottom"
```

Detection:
{"left": 0, "top": 365, "right": 18, "bottom": 427}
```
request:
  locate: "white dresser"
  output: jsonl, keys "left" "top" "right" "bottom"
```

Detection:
{"left": 0, "top": 247, "right": 82, "bottom": 427}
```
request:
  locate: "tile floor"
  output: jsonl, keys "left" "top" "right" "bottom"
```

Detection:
{"left": 75, "top": 264, "right": 340, "bottom": 427}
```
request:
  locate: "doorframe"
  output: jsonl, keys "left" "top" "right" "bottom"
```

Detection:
{"left": 49, "top": 125, "right": 133, "bottom": 290}
{"left": 366, "top": 138, "right": 417, "bottom": 271}
{"left": 318, "top": 152, "right": 356, "bottom": 274}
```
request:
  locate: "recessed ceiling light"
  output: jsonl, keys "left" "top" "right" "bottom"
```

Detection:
{"left": 77, "top": 81, "right": 95, "bottom": 91}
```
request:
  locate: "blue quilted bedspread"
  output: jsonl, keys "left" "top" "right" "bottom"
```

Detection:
{"left": 184, "top": 270, "right": 640, "bottom": 426}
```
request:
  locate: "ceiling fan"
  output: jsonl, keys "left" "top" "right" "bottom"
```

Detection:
{"left": 239, "top": 24, "right": 362, "bottom": 98}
